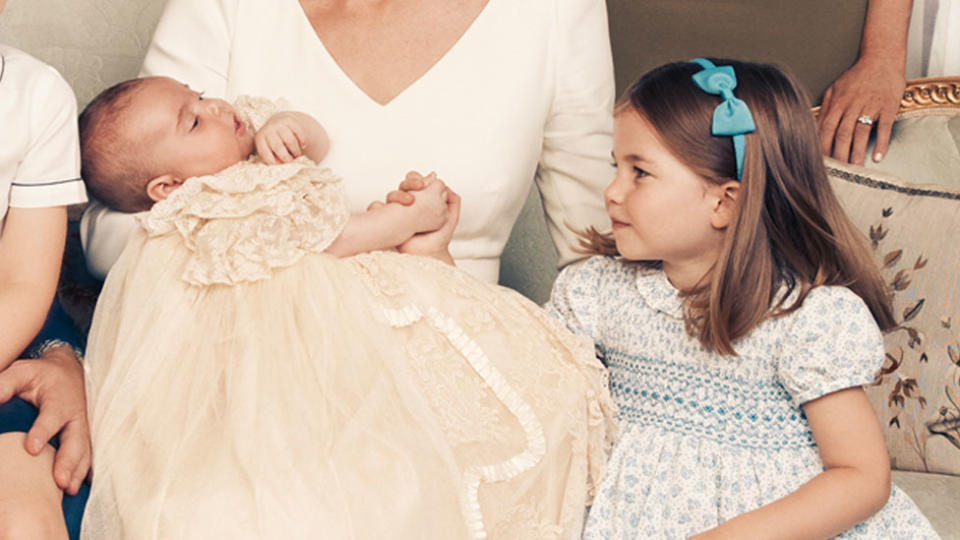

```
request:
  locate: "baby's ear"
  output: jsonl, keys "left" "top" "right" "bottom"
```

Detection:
{"left": 146, "top": 174, "right": 184, "bottom": 203}
{"left": 709, "top": 180, "right": 740, "bottom": 230}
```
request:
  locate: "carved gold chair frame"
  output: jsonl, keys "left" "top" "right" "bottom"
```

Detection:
{"left": 900, "top": 77, "right": 960, "bottom": 111}
{"left": 811, "top": 76, "right": 960, "bottom": 117}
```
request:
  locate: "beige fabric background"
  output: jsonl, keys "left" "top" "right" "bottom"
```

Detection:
{"left": 0, "top": 1, "right": 165, "bottom": 109}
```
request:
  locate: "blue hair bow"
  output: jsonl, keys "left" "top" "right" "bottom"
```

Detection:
{"left": 690, "top": 58, "right": 755, "bottom": 180}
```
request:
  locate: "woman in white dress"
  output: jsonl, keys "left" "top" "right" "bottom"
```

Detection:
{"left": 81, "top": 0, "right": 615, "bottom": 284}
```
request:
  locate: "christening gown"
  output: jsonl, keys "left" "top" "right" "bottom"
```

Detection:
{"left": 80, "top": 101, "right": 614, "bottom": 540}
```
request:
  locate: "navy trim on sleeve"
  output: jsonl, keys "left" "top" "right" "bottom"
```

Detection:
{"left": 11, "top": 177, "right": 83, "bottom": 188}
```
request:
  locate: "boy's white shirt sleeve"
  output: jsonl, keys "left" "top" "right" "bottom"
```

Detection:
{"left": 7, "top": 59, "right": 86, "bottom": 209}
{"left": 81, "top": 0, "right": 237, "bottom": 278}
{"left": 537, "top": 0, "right": 615, "bottom": 268}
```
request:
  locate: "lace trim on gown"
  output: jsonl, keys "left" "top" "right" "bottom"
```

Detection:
{"left": 382, "top": 304, "right": 548, "bottom": 539}
{"left": 137, "top": 158, "right": 349, "bottom": 286}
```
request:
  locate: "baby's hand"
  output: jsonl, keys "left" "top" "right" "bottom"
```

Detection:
{"left": 255, "top": 112, "right": 329, "bottom": 165}
{"left": 407, "top": 178, "right": 449, "bottom": 233}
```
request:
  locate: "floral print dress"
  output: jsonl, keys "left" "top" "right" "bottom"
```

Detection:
{"left": 547, "top": 256, "right": 939, "bottom": 539}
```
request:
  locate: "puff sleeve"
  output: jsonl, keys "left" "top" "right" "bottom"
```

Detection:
{"left": 777, "top": 286, "right": 885, "bottom": 407}
{"left": 545, "top": 256, "right": 613, "bottom": 355}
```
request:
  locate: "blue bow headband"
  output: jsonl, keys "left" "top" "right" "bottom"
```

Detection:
{"left": 690, "top": 58, "right": 755, "bottom": 180}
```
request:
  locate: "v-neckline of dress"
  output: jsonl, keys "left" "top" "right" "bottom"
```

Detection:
{"left": 293, "top": 0, "right": 497, "bottom": 108}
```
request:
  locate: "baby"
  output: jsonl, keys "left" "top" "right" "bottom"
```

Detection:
{"left": 77, "top": 76, "right": 614, "bottom": 539}
{"left": 79, "top": 75, "right": 454, "bottom": 258}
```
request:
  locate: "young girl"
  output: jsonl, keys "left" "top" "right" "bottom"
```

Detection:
{"left": 547, "top": 59, "right": 940, "bottom": 538}
{"left": 77, "top": 76, "right": 614, "bottom": 539}
{"left": 0, "top": 1, "right": 90, "bottom": 535}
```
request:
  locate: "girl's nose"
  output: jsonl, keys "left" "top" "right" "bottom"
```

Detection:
{"left": 604, "top": 173, "right": 625, "bottom": 205}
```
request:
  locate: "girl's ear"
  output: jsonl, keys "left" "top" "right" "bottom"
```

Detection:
{"left": 146, "top": 174, "right": 184, "bottom": 203}
{"left": 710, "top": 180, "right": 740, "bottom": 230}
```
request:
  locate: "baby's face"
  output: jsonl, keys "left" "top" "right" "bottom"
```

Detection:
{"left": 125, "top": 77, "right": 255, "bottom": 181}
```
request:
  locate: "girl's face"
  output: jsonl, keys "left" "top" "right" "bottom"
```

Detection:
{"left": 606, "top": 108, "right": 727, "bottom": 287}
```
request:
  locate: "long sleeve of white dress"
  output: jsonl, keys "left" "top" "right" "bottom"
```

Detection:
{"left": 537, "top": 0, "right": 614, "bottom": 266}
{"left": 80, "top": 0, "right": 614, "bottom": 282}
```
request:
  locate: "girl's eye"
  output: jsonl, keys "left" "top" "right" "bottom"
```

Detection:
{"left": 633, "top": 166, "right": 648, "bottom": 179}
{"left": 609, "top": 161, "right": 618, "bottom": 169}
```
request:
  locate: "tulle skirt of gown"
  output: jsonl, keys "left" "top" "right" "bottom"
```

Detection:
{"left": 82, "top": 234, "right": 614, "bottom": 539}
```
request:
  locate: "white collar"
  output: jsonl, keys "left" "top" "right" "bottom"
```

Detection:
{"left": 634, "top": 269, "right": 684, "bottom": 320}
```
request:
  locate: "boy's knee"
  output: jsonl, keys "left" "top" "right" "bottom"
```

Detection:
{"left": 0, "top": 503, "right": 68, "bottom": 540}
{"left": 0, "top": 433, "right": 67, "bottom": 540}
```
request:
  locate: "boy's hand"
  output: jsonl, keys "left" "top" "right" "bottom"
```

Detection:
{"left": 255, "top": 112, "right": 329, "bottom": 165}
{"left": 0, "top": 347, "right": 91, "bottom": 495}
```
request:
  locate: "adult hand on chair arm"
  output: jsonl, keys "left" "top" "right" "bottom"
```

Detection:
{"left": 817, "top": 0, "right": 910, "bottom": 165}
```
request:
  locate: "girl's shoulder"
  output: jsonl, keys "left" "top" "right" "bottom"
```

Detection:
{"left": 788, "top": 285, "right": 876, "bottom": 325}
{"left": 0, "top": 43, "right": 76, "bottom": 105}
{"left": 773, "top": 284, "right": 882, "bottom": 347}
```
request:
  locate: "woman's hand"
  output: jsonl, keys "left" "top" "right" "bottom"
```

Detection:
{"left": 817, "top": 58, "right": 905, "bottom": 165}
{"left": 0, "top": 346, "right": 91, "bottom": 495}
{"left": 817, "top": 0, "right": 911, "bottom": 166}
{"left": 398, "top": 189, "right": 461, "bottom": 264}
{"left": 380, "top": 171, "right": 436, "bottom": 207}
{"left": 404, "top": 179, "right": 451, "bottom": 234}
{"left": 368, "top": 171, "right": 461, "bottom": 263}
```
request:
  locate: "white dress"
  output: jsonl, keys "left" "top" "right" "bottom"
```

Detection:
{"left": 547, "top": 256, "right": 940, "bottom": 539}
{"left": 80, "top": 0, "right": 614, "bottom": 282}
{"left": 81, "top": 112, "right": 615, "bottom": 538}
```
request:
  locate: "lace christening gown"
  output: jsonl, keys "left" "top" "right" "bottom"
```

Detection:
{"left": 81, "top": 100, "right": 614, "bottom": 540}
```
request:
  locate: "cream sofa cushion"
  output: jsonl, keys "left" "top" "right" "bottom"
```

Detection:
{"left": 826, "top": 108, "right": 960, "bottom": 475}
{"left": 866, "top": 109, "right": 960, "bottom": 191}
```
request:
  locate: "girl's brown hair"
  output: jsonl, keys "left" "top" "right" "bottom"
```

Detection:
{"left": 587, "top": 59, "right": 895, "bottom": 355}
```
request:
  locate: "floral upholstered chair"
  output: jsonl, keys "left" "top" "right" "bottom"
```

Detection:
{"left": 821, "top": 77, "right": 960, "bottom": 536}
